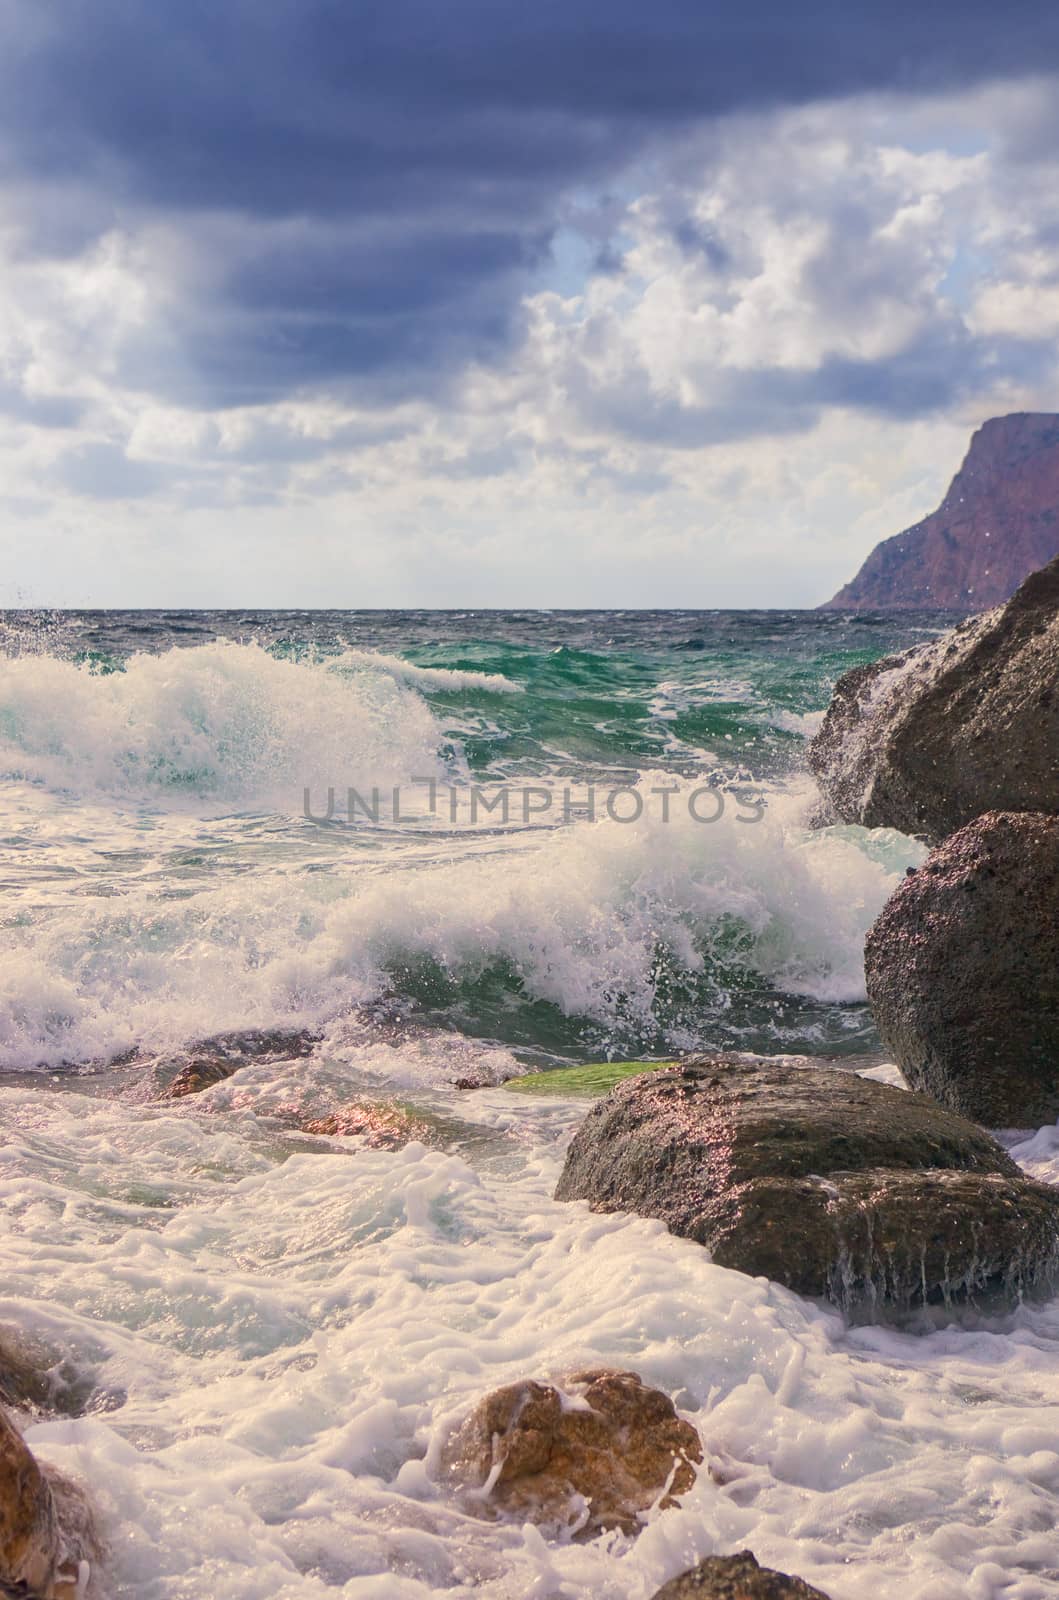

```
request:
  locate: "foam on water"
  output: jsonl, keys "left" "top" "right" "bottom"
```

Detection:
{"left": 0, "top": 776, "right": 923, "bottom": 1069}
{"left": 334, "top": 650, "right": 523, "bottom": 697}
{"left": 2, "top": 1082, "right": 1059, "bottom": 1600}
{"left": 2, "top": 616, "right": 1054, "bottom": 1598}
{"left": 0, "top": 643, "right": 448, "bottom": 807}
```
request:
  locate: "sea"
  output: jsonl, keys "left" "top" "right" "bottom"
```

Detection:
{"left": 1, "top": 609, "right": 1058, "bottom": 1600}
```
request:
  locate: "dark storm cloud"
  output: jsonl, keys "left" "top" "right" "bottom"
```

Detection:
{"left": 670, "top": 220, "right": 730, "bottom": 272}
{"left": 1, "top": 0, "right": 1058, "bottom": 410}
{"left": 573, "top": 321, "right": 1053, "bottom": 449}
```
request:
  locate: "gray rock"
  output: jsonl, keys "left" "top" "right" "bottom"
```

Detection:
{"left": 554, "top": 1057, "right": 1059, "bottom": 1315}
{"left": 651, "top": 1550, "right": 831, "bottom": 1599}
{"left": 865, "top": 810, "right": 1059, "bottom": 1126}
{"left": 809, "top": 556, "right": 1059, "bottom": 842}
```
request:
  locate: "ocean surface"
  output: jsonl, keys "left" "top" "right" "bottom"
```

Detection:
{"left": 1, "top": 609, "right": 1058, "bottom": 1600}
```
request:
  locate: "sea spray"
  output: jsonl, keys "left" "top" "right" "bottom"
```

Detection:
{"left": 0, "top": 774, "right": 922, "bottom": 1070}
{"left": 5, "top": 609, "right": 1050, "bottom": 1600}
{"left": 0, "top": 641, "right": 449, "bottom": 806}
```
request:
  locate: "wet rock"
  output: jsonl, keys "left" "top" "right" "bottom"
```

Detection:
{"left": 0, "top": 1332, "right": 91, "bottom": 1423}
{"left": 709, "top": 1168, "right": 1059, "bottom": 1311}
{"left": 554, "top": 1057, "right": 1059, "bottom": 1315}
{"left": 651, "top": 1549, "right": 831, "bottom": 1598}
{"left": 153, "top": 1027, "right": 319, "bottom": 1099}
{"left": 440, "top": 1368, "right": 702, "bottom": 1535}
{"left": 0, "top": 1407, "right": 99, "bottom": 1599}
{"left": 865, "top": 811, "right": 1059, "bottom": 1126}
{"left": 809, "top": 556, "right": 1059, "bottom": 841}
{"left": 298, "top": 1101, "right": 434, "bottom": 1148}
{"left": 0, "top": 1339, "right": 54, "bottom": 1422}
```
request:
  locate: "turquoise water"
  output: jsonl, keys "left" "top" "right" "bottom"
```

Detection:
{"left": 6, "top": 609, "right": 1059, "bottom": 1600}
{"left": 0, "top": 608, "right": 947, "bottom": 1067}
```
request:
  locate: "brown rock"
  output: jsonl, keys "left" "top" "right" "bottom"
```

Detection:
{"left": 823, "top": 412, "right": 1059, "bottom": 610}
{"left": 554, "top": 1058, "right": 1059, "bottom": 1316}
{"left": 157, "top": 1027, "right": 319, "bottom": 1099}
{"left": 0, "top": 1408, "right": 98, "bottom": 1599}
{"left": 439, "top": 1369, "right": 702, "bottom": 1535}
{"left": 298, "top": 1101, "right": 433, "bottom": 1147}
{"left": 0, "top": 1339, "right": 52, "bottom": 1422}
{"left": 865, "top": 811, "right": 1059, "bottom": 1126}
{"left": 651, "top": 1549, "right": 831, "bottom": 1599}
{"left": 809, "top": 556, "right": 1059, "bottom": 841}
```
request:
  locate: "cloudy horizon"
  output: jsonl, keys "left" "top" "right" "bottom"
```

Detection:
{"left": 2, "top": 3, "right": 1059, "bottom": 608}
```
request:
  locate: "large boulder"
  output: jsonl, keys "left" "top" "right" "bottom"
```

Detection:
{"left": 439, "top": 1368, "right": 702, "bottom": 1536}
{"left": 554, "top": 1057, "right": 1059, "bottom": 1315}
{"left": 651, "top": 1550, "right": 831, "bottom": 1599}
{"left": 809, "top": 556, "right": 1059, "bottom": 842}
{"left": 865, "top": 811, "right": 1059, "bottom": 1126}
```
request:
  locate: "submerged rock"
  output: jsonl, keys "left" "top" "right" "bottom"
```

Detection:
{"left": 439, "top": 1368, "right": 702, "bottom": 1535}
{"left": 0, "top": 1332, "right": 92, "bottom": 1423}
{"left": 0, "top": 1408, "right": 99, "bottom": 1599}
{"left": 152, "top": 1027, "right": 319, "bottom": 1099}
{"left": 651, "top": 1549, "right": 831, "bottom": 1598}
{"left": 0, "top": 1338, "right": 54, "bottom": 1421}
{"left": 554, "top": 1057, "right": 1059, "bottom": 1315}
{"left": 865, "top": 811, "right": 1059, "bottom": 1126}
{"left": 809, "top": 556, "right": 1059, "bottom": 841}
{"left": 297, "top": 1101, "right": 434, "bottom": 1148}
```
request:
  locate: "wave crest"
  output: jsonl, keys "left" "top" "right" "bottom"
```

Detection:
{"left": 0, "top": 641, "right": 446, "bottom": 807}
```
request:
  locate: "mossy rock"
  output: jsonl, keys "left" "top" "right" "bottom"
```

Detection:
{"left": 503, "top": 1061, "right": 674, "bottom": 1097}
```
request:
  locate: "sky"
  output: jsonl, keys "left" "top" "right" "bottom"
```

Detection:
{"left": 2, "top": 1, "right": 1059, "bottom": 608}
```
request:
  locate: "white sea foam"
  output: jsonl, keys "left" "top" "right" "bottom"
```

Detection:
{"left": 1, "top": 630, "right": 1056, "bottom": 1599}
{"left": 769, "top": 708, "right": 826, "bottom": 738}
{"left": 0, "top": 776, "right": 923, "bottom": 1070}
{"left": 2, "top": 1082, "right": 1058, "bottom": 1599}
{"left": 335, "top": 649, "right": 522, "bottom": 696}
{"left": 0, "top": 642, "right": 447, "bottom": 807}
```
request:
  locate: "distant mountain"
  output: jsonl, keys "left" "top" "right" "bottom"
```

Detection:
{"left": 822, "top": 413, "right": 1059, "bottom": 610}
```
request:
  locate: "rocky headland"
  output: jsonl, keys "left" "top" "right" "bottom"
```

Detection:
{"left": 823, "top": 412, "right": 1059, "bottom": 610}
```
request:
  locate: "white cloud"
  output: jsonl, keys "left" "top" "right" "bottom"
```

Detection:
{"left": 2, "top": 83, "right": 1059, "bottom": 605}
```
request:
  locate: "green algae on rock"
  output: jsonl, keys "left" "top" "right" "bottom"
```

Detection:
{"left": 503, "top": 1060, "right": 675, "bottom": 1096}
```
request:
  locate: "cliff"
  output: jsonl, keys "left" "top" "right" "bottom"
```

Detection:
{"left": 822, "top": 413, "right": 1059, "bottom": 610}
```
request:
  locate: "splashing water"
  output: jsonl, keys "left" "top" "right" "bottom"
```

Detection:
{"left": 2, "top": 608, "right": 1056, "bottom": 1600}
